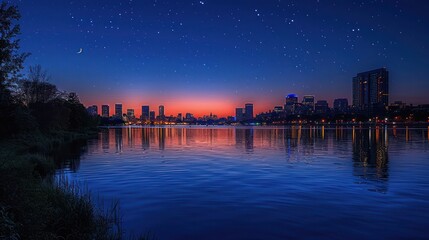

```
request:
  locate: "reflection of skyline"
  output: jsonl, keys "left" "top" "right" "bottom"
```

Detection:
{"left": 59, "top": 127, "right": 429, "bottom": 175}
{"left": 101, "top": 128, "right": 109, "bottom": 150}
{"left": 95, "top": 127, "right": 427, "bottom": 153}
{"left": 115, "top": 128, "right": 123, "bottom": 153}
{"left": 352, "top": 127, "right": 389, "bottom": 192}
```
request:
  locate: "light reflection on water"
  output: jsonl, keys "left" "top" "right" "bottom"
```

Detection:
{"left": 57, "top": 126, "right": 429, "bottom": 240}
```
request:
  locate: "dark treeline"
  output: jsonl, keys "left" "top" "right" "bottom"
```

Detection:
{"left": 0, "top": 3, "right": 129, "bottom": 239}
{"left": 0, "top": 2, "right": 97, "bottom": 138}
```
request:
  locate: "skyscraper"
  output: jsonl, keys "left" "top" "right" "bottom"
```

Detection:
{"left": 302, "top": 95, "right": 315, "bottom": 113}
{"left": 159, "top": 105, "right": 165, "bottom": 118}
{"left": 101, "top": 105, "right": 109, "bottom": 117}
{"left": 235, "top": 108, "right": 244, "bottom": 121}
{"left": 245, "top": 103, "right": 254, "bottom": 120}
{"left": 141, "top": 106, "right": 150, "bottom": 120}
{"left": 149, "top": 111, "right": 155, "bottom": 121}
{"left": 353, "top": 68, "right": 389, "bottom": 115}
{"left": 115, "top": 103, "right": 122, "bottom": 117}
{"left": 285, "top": 94, "right": 298, "bottom": 114}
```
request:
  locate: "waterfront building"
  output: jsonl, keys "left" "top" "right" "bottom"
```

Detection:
{"left": 115, "top": 103, "right": 123, "bottom": 117}
{"left": 352, "top": 68, "right": 389, "bottom": 116}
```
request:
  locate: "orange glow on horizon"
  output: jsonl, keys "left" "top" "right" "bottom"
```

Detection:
{"left": 82, "top": 97, "right": 274, "bottom": 118}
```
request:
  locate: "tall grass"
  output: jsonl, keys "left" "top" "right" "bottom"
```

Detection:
{"left": 0, "top": 131, "right": 151, "bottom": 239}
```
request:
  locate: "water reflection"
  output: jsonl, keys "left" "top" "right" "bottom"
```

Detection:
{"left": 101, "top": 128, "right": 109, "bottom": 150}
{"left": 115, "top": 128, "right": 123, "bottom": 153}
{"left": 352, "top": 127, "right": 389, "bottom": 192}
{"left": 56, "top": 126, "right": 429, "bottom": 239}
{"left": 235, "top": 128, "right": 254, "bottom": 152}
{"left": 54, "top": 139, "right": 88, "bottom": 172}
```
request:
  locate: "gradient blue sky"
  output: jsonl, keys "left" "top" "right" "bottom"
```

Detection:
{"left": 12, "top": 0, "right": 429, "bottom": 116}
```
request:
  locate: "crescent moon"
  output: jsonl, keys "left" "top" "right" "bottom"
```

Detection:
{"left": 77, "top": 48, "right": 83, "bottom": 54}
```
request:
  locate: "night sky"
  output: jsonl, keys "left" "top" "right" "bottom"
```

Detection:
{"left": 12, "top": 0, "right": 429, "bottom": 117}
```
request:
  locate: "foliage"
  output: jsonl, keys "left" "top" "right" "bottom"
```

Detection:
{"left": 0, "top": 2, "right": 29, "bottom": 91}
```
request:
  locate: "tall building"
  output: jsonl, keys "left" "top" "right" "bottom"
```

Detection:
{"left": 87, "top": 105, "right": 98, "bottom": 116}
{"left": 353, "top": 68, "right": 389, "bottom": 115}
{"left": 333, "top": 98, "right": 349, "bottom": 113}
{"left": 115, "top": 103, "right": 122, "bottom": 117}
{"left": 235, "top": 108, "right": 244, "bottom": 121}
{"left": 302, "top": 95, "right": 315, "bottom": 107}
{"left": 302, "top": 95, "right": 315, "bottom": 113}
{"left": 101, "top": 105, "right": 109, "bottom": 117}
{"left": 285, "top": 94, "right": 298, "bottom": 114}
{"left": 141, "top": 106, "right": 150, "bottom": 120}
{"left": 149, "top": 111, "right": 155, "bottom": 121}
{"left": 159, "top": 105, "right": 165, "bottom": 118}
{"left": 315, "top": 100, "right": 329, "bottom": 115}
{"left": 245, "top": 103, "right": 254, "bottom": 120}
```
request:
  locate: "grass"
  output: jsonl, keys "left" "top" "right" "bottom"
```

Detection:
{"left": 0, "top": 130, "right": 150, "bottom": 239}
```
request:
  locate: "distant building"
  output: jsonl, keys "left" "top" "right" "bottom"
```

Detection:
{"left": 315, "top": 100, "right": 329, "bottom": 115}
{"left": 273, "top": 106, "right": 283, "bottom": 113}
{"left": 333, "top": 98, "right": 349, "bottom": 113}
{"left": 101, "top": 105, "right": 109, "bottom": 117}
{"left": 87, "top": 105, "right": 98, "bottom": 116}
{"left": 177, "top": 113, "right": 183, "bottom": 121}
{"left": 127, "top": 109, "right": 135, "bottom": 118}
{"left": 352, "top": 68, "right": 389, "bottom": 116}
{"left": 302, "top": 95, "right": 315, "bottom": 113}
{"left": 115, "top": 103, "right": 122, "bottom": 117}
{"left": 285, "top": 94, "right": 298, "bottom": 114}
{"left": 235, "top": 108, "right": 244, "bottom": 121}
{"left": 141, "top": 105, "right": 150, "bottom": 120}
{"left": 185, "top": 113, "right": 194, "bottom": 121}
{"left": 159, "top": 105, "right": 165, "bottom": 118}
{"left": 245, "top": 103, "right": 254, "bottom": 120}
{"left": 149, "top": 111, "right": 155, "bottom": 121}
{"left": 390, "top": 101, "right": 406, "bottom": 109}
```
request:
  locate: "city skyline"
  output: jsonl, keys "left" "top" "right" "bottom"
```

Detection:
{"left": 13, "top": 0, "right": 429, "bottom": 117}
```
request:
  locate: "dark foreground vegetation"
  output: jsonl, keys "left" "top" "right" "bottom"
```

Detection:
{"left": 0, "top": 2, "right": 140, "bottom": 239}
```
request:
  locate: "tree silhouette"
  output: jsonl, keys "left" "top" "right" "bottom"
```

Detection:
{"left": 0, "top": 2, "right": 31, "bottom": 137}
{"left": 19, "top": 65, "right": 59, "bottom": 106}
{"left": 0, "top": 2, "right": 29, "bottom": 99}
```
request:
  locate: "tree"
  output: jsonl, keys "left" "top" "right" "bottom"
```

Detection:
{"left": 0, "top": 2, "right": 30, "bottom": 137}
{"left": 0, "top": 2, "right": 29, "bottom": 98}
{"left": 19, "top": 65, "right": 59, "bottom": 106}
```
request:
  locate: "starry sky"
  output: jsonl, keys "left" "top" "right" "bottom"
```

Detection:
{"left": 12, "top": 0, "right": 429, "bottom": 117}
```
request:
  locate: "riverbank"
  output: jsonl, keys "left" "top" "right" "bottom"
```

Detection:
{"left": 0, "top": 130, "right": 123, "bottom": 239}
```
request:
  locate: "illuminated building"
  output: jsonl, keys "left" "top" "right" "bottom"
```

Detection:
{"left": 273, "top": 106, "right": 283, "bottom": 113}
{"left": 302, "top": 95, "right": 315, "bottom": 114}
{"left": 285, "top": 94, "right": 298, "bottom": 114}
{"left": 352, "top": 68, "right": 389, "bottom": 116}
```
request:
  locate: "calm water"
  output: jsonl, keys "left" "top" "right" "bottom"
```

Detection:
{"left": 57, "top": 126, "right": 429, "bottom": 240}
